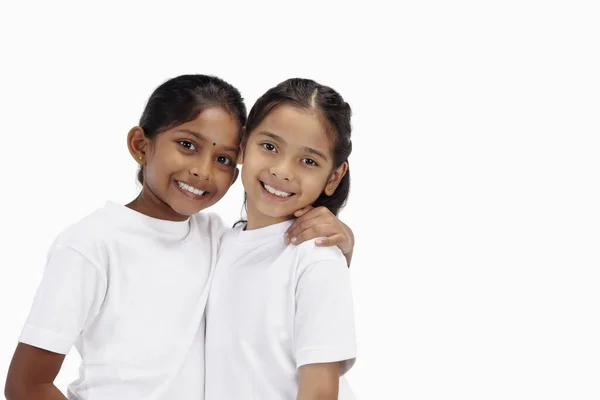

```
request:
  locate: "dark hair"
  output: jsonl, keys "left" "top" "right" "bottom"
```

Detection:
{"left": 244, "top": 78, "right": 352, "bottom": 216}
{"left": 137, "top": 74, "right": 246, "bottom": 184}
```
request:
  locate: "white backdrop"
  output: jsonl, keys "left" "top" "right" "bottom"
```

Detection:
{"left": 1, "top": 1, "right": 599, "bottom": 399}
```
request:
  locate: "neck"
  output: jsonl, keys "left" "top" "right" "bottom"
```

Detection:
{"left": 245, "top": 201, "right": 293, "bottom": 230}
{"left": 126, "top": 185, "right": 188, "bottom": 222}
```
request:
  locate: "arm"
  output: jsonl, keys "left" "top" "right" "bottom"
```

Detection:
{"left": 294, "top": 254, "right": 357, "bottom": 399}
{"left": 5, "top": 343, "right": 67, "bottom": 400}
{"left": 6, "top": 245, "right": 106, "bottom": 400}
{"left": 285, "top": 206, "right": 355, "bottom": 266}
{"left": 296, "top": 362, "right": 340, "bottom": 400}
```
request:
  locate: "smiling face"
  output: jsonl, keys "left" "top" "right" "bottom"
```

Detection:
{"left": 240, "top": 104, "right": 347, "bottom": 229}
{"left": 129, "top": 106, "right": 241, "bottom": 221}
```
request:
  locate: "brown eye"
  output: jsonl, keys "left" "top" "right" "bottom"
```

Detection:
{"left": 178, "top": 140, "right": 196, "bottom": 151}
{"left": 301, "top": 158, "right": 318, "bottom": 167}
{"left": 216, "top": 155, "right": 232, "bottom": 165}
{"left": 261, "top": 143, "right": 276, "bottom": 152}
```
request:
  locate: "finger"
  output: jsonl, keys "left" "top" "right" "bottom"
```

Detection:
{"left": 286, "top": 210, "right": 333, "bottom": 237}
{"left": 290, "top": 224, "right": 332, "bottom": 245}
{"left": 293, "top": 205, "right": 314, "bottom": 218}
{"left": 315, "top": 234, "right": 351, "bottom": 253}
{"left": 293, "top": 206, "right": 335, "bottom": 227}
{"left": 301, "top": 206, "right": 329, "bottom": 218}
{"left": 290, "top": 224, "right": 349, "bottom": 248}
{"left": 294, "top": 205, "right": 331, "bottom": 219}
{"left": 287, "top": 215, "right": 337, "bottom": 242}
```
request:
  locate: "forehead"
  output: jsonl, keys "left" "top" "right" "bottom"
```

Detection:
{"left": 169, "top": 106, "right": 240, "bottom": 147}
{"left": 254, "top": 105, "right": 333, "bottom": 151}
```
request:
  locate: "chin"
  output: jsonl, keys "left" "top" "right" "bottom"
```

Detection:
{"left": 169, "top": 206, "right": 197, "bottom": 218}
{"left": 173, "top": 192, "right": 223, "bottom": 215}
{"left": 169, "top": 201, "right": 206, "bottom": 217}
{"left": 255, "top": 204, "right": 296, "bottom": 220}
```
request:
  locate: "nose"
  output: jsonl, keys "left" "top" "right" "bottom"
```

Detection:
{"left": 270, "top": 159, "right": 294, "bottom": 181}
{"left": 190, "top": 156, "right": 212, "bottom": 180}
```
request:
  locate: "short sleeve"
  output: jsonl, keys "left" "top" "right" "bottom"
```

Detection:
{"left": 294, "top": 257, "right": 356, "bottom": 375}
{"left": 19, "top": 245, "right": 107, "bottom": 354}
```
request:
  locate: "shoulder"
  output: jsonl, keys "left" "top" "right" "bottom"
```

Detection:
{"left": 54, "top": 207, "right": 110, "bottom": 244}
{"left": 50, "top": 206, "right": 113, "bottom": 268}
{"left": 190, "top": 211, "right": 228, "bottom": 240}
{"left": 296, "top": 239, "right": 346, "bottom": 266}
{"left": 292, "top": 240, "right": 353, "bottom": 309}
{"left": 294, "top": 239, "right": 348, "bottom": 278}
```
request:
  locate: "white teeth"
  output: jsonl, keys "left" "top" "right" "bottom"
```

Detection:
{"left": 263, "top": 183, "right": 292, "bottom": 198}
{"left": 177, "top": 181, "right": 206, "bottom": 196}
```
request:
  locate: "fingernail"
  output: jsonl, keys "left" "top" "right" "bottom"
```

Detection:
{"left": 291, "top": 237, "right": 297, "bottom": 243}
{"left": 315, "top": 239, "right": 322, "bottom": 245}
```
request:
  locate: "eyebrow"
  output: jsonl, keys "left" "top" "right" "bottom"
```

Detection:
{"left": 258, "top": 131, "right": 329, "bottom": 161}
{"left": 177, "top": 129, "right": 238, "bottom": 153}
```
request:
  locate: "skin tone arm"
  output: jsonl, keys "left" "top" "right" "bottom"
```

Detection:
{"left": 296, "top": 362, "right": 340, "bottom": 400}
{"left": 5, "top": 343, "right": 67, "bottom": 400}
{"left": 285, "top": 206, "right": 355, "bottom": 265}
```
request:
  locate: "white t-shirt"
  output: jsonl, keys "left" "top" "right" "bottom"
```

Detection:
{"left": 19, "top": 201, "right": 226, "bottom": 400}
{"left": 205, "top": 220, "right": 357, "bottom": 400}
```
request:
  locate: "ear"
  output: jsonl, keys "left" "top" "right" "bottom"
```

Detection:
{"left": 324, "top": 161, "right": 348, "bottom": 196}
{"left": 236, "top": 148, "right": 244, "bottom": 164}
{"left": 237, "top": 127, "right": 247, "bottom": 164}
{"left": 127, "top": 126, "right": 149, "bottom": 165}
{"left": 231, "top": 167, "right": 240, "bottom": 185}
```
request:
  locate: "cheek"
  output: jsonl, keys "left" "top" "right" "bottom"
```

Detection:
{"left": 146, "top": 151, "right": 186, "bottom": 181}
{"left": 301, "top": 172, "right": 330, "bottom": 196}
{"left": 240, "top": 165, "right": 253, "bottom": 188}
{"left": 241, "top": 152, "right": 262, "bottom": 179}
{"left": 153, "top": 145, "right": 182, "bottom": 166}
{"left": 215, "top": 168, "right": 237, "bottom": 186}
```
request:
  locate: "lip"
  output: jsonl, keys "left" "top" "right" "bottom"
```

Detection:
{"left": 174, "top": 180, "right": 210, "bottom": 200}
{"left": 259, "top": 180, "right": 295, "bottom": 201}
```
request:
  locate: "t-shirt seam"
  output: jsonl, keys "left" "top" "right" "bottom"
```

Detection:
{"left": 22, "top": 324, "right": 74, "bottom": 342}
{"left": 54, "top": 243, "right": 108, "bottom": 281}
{"left": 297, "top": 344, "right": 355, "bottom": 352}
